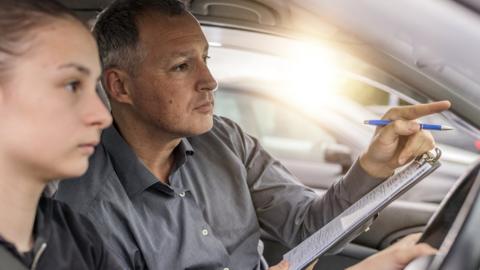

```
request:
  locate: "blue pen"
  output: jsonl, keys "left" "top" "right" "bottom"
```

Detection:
{"left": 363, "top": 119, "right": 454, "bottom": 131}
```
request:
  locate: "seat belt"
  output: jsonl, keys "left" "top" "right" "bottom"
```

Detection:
{"left": 0, "top": 245, "right": 29, "bottom": 270}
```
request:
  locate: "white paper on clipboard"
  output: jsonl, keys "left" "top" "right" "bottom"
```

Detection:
{"left": 283, "top": 148, "right": 442, "bottom": 270}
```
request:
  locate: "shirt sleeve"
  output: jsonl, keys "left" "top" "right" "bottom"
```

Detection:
{"left": 223, "top": 117, "right": 382, "bottom": 248}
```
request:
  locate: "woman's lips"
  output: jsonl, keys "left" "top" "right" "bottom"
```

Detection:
{"left": 78, "top": 142, "right": 98, "bottom": 155}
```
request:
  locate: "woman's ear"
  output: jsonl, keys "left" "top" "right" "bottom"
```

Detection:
{"left": 103, "top": 68, "right": 134, "bottom": 105}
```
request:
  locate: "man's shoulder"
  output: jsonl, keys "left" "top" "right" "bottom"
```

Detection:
{"left": 40, "top": 196, "right": 95, "bottom": 230}
{"left": 190, "top": 115, "right": 253, "bottom": 155}
{"left": 212, "top": 114, "right": 243, "bottom": 132}
{"left": 199, "top": 115, "right": 251, "bottom": 145}
{"left": 38, "top": 197, "right": 122, "bottom": 269}
{"left": 38, "top": 197, "right": 106, "bottom": 248}
{"left": 55, "top": 143, "right": 124, "bottom": 212}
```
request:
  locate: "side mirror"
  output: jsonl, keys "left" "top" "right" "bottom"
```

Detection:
{"left": 323, "top": 143, "right": 353, "bottom": 173}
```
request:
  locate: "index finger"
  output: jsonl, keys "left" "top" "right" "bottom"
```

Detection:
{"left": 397, "top": 243, "right": 437, "bottom": 265}
{"left": 383, "top": 101, "right": 451, "bottom": 120}
{"left": 397, "top": 233, "right": 422, "bottom": 246}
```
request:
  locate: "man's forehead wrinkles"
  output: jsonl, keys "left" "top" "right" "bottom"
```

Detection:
{"left": 140, "top": 25, "right": 206, "bottom": 45}
{"left": 157, "top": 28, "right": 206, "bottom": 41}
{"left": 143, "top": 31, "right": 207, "bottom": 52}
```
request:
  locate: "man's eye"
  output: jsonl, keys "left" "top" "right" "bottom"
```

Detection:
{"left": 65, "top": 81, "right": 80, "bottom": 93}
{"left": 174, "top": 63, "right": 189, "bottom": 72}
{"left": 203, "top": 55, "right": 211, "bottom": 64}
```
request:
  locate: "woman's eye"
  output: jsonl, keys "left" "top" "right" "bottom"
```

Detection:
{"left": 65, "top": 81, "right": 80, "bottom": 93}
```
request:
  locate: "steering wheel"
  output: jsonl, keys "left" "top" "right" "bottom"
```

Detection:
{"left": 404, "top": 161, "right": 480, "bottom": 270}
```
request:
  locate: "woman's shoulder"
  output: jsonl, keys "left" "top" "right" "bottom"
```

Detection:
{"left": 35, "top": 196, "right": 120, "bottom": 269}
{"left": 38, "top": 196, "right": 99, "bottom": 242}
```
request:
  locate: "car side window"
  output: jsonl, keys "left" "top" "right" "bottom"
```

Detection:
{"left": 215, "top": 89, "right": 336, "bottom": 162}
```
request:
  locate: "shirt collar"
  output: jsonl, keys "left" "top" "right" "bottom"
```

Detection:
{"left": 101, "top": 125, "right": 194, "bottom": 198}
{"left": 173, "top": 137, "right": 195, "bottom": 171}
{"left": 0, "top": 196, "right": 52, "bottom": 264}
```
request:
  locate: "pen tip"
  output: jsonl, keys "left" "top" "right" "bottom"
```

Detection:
{"left": 442, "top": 126, "right": 454, "bottom": 130}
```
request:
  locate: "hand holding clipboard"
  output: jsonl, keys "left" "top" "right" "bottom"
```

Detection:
{"left": 284, "top": 148, "right": 442, "bottom": 270}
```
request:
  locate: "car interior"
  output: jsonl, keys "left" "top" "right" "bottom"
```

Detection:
{"left": 61, "top": 0, "right": 480, "bottom": 269}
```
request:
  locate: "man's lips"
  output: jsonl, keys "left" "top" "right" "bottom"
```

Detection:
{"left": 194, "top": 101, "right": 214, "bottom": 112}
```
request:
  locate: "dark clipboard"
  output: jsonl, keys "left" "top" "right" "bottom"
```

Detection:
{"left": 283, "top": 148, "right": 442, "bottom": 270}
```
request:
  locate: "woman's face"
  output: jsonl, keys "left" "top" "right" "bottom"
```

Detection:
{"left": 0, "top": 18, "right": 112, "bottom": 181}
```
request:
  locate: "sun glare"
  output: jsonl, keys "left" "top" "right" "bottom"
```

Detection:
{"left": 208, "top": 36, "right": 350, "bottom": 115}
{"left": 281, "top": 42, "right": 346, "bottom": 114}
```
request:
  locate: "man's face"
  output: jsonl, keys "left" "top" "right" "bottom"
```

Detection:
{"left": 128, "top": 12, "right": 217, "bottom": 138}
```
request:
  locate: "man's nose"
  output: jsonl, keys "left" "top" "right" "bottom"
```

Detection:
{"left": 198, "top": 63, "right": 218, "bottom": 92}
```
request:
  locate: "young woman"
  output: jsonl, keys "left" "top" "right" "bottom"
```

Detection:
{"left": 0, "top": 0, "right": 119, "bottom": 269}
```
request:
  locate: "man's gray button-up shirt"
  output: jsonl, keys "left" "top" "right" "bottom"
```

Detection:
{"left": 56, "top": 116, "right": 380, "bottom": 270}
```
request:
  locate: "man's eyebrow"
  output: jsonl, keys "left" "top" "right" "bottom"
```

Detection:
{"left": 58, "top": 63, "right": 91, "bottom": 75}
{"left": 168, "top": 44, "right": 210, "bottom": 59}
{"left": 169, "top": 49, "right": 195, "bottom": 58}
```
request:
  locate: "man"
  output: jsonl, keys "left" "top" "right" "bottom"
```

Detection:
{"left": 56, "top": 0, "right": 447, "bottom": 269}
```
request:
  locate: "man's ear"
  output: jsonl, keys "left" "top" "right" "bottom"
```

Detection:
{"left": 0, "top": 84, "right": 5, "bottom": 106}
{"left": 103, "top": 68, "right": 134, "bottom": 105}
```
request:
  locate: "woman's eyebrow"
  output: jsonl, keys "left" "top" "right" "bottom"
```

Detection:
{"left": 58, "top": 63, "right": 91, "bottom": 75}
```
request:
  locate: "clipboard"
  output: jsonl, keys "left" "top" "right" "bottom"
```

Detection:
{"left": 283, "top": 148, "right": 442, "bottom": 270}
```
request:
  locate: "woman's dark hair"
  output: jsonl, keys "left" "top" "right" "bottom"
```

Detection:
{"left": 0, "top": 0, "right": 79, "bottom": 79}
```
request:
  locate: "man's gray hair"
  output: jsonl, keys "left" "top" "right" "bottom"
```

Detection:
{"left": 93, "top": 0, "right": 186, "bottom": 76}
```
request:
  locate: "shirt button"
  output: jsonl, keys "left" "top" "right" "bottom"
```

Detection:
{"left": 178, "top": 192, "right": 185, "bottom": 197}
{"left": 201, "top": 229, "right": 209, "bottom": 236}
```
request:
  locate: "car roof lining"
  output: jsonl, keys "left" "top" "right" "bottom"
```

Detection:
{"left": 61, "top": 0, "right": 480, "bottom": 131}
